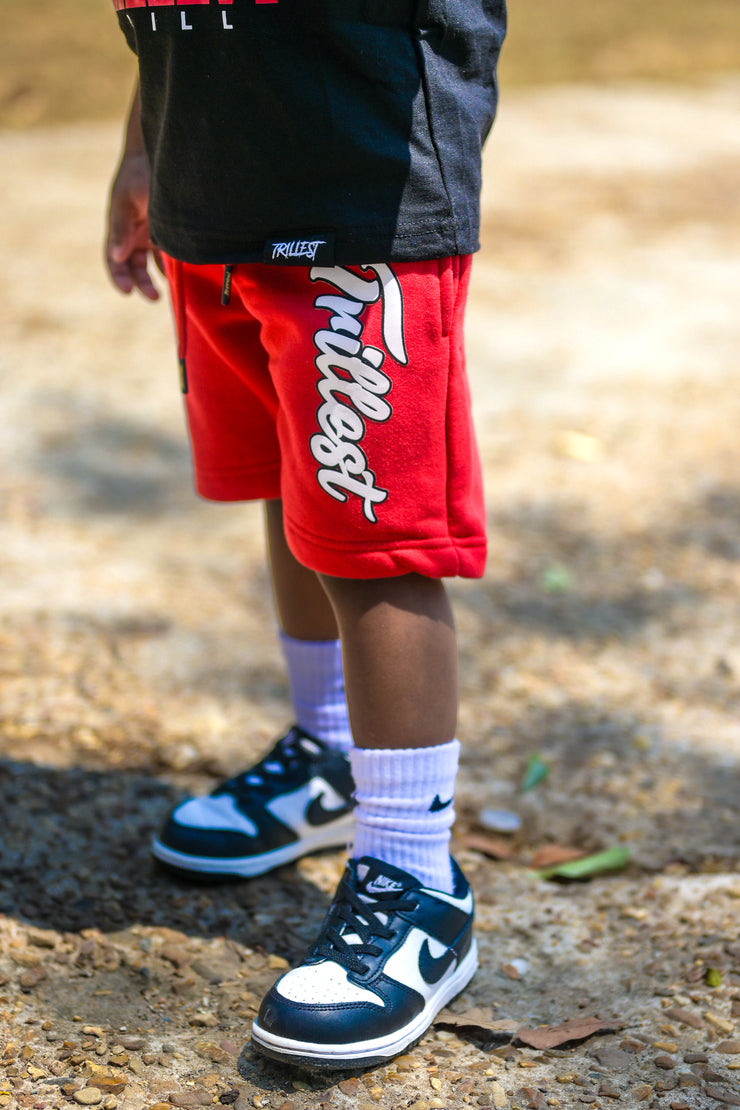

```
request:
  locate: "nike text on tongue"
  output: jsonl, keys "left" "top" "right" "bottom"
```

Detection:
{"left": 364, "top": 873, "right": 406, "bottom": 895}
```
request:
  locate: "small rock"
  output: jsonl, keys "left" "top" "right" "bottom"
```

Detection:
{"left": 267, "top": 955, "right": 289, "bottom": 971}
{"left": 19, "top": 967, "right": 48, "bottom": 990}
{"left": 665, "top": 1007, "right": 703, "bottom": 1030}
{"left": 706, "top": 1013, "right": 735, "bottom": 1035}
{"left": 117, "top": 1036, "right": 146, "bottom": 1051}
{"left": 191, "top": 961, "right": 224, "bottom": 984}
{"left": 479, "top": 808, "right": 522, "bottom": 833}
{"left": 632, "top": 1084, "right": 654, "bottom": 1102}
{"left": 593, "top": 1048, "right": 633, "bottom": 1069}
{"left": 218, "top": 1091, "right": 240, "bottom": 1106}
{"left": 655, "top": 1055, "right": 677, "bottom": 1070}
{"left": 195, "top": 1042, "right": 231, "bottom": 1065}
{"left": 73, "top": 1089, "right": 103, "bottom": 1106}
{"left": 102, "top": 1099, "right": 117, "bottom": 1110}
{"left": 684, "top": 1053, "right": 709, "bottom": 1064}
{"left": 489, "top": 1082, "right": 507, "bottom": 1109}
{"left": 599, "top": 1084, "right": 622, "bottom": 1100}
{"left": 189, "top": 1012, "right": 219, "bottom": 1029}
{"left": 168, "top": 1093, "right": 213, "bottom": 1108}
{"left": 338, "top": 1079, "right": 359, "bottom": 1096}
{"left": 654, "top": 1041, "right": 679, "bottom": 1053}
{"left": 669, "top": 1103, "right": 691, "bottom": 1110}
{"left": 82, "top": 1028, "right": 105, "bottom": 1038}
{"left": 718, "top": 1042, "right": 740, "bottom": 1055}
{"left": 26, "top": 929, "right": 57, "bottom": 949}
{"left": 677, "top": 1073, "right": 702, "bottom": 1088}
{"left": 705, "top": 1087, "right": 740, "bottom": 1106}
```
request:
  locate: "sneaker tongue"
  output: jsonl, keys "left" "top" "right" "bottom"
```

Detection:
{"left": 355, "top": 857, "right": 421, "bottom": 898}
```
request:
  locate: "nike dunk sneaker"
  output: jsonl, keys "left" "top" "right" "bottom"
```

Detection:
{"left": 251, "top": 856, "right": 477, "bottom": 1069}
{"left": 151, "top": 727, "right": 355, "bottom": 878}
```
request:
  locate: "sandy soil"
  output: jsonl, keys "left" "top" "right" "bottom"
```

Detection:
{"left": 1, "top": 78, "right": 740, "bottom": 1110}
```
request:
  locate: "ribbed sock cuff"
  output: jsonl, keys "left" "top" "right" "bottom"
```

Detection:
{"left": 349, "top": 740, "right": 460, "bottom": 893}
{"left": 280, "top": 633, "right": 353, "bottom": 753}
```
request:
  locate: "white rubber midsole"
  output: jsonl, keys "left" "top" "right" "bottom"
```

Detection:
{"left": 151, "top": 813, "right": 355, "bottom": 877}
{"left": 251, "top": 938, "right": 478, "bottom": 1062}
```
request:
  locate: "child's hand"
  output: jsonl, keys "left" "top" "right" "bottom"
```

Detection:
{"left": 105, "top": 151, "right": 162, "bottom": 301}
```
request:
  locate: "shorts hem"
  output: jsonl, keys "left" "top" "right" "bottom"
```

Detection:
{"left": 284, "top": 518, "right": 487, "bottom": 580}
{"left": 194, "top": 464, "right": 281, "bottom": 503}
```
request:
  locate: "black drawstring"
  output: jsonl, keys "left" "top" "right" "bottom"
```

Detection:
{"left": 221, "top": 264, "right": 234, "bottom": 306}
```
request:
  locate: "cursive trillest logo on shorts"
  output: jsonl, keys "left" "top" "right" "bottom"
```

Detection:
{"left": 308, "top": 264, "right": 408, "bottom": 523}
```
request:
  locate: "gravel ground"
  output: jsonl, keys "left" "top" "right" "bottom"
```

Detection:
{"left": 1, "top": 78, "right": 740, "bottom": 1110}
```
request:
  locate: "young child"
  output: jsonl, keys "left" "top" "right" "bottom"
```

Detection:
{"left": 106, "top": 0, "right": 506, "bottom": 1070}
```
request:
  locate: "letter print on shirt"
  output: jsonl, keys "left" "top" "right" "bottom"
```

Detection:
{"left": 308, "top": 265, "right": 407, "bottom": 524}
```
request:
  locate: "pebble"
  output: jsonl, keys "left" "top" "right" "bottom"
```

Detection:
{"left": 489, "top": 1082, "right": 507, "bottom": 1109}
{"left": 718, "top": 1041, "right": 740, "bottom": 1054}
{"left": 478, "top": 808, "right": 522, "bottom": 833}
{"left": 167, "top": 1093, "right": 213, "bottom": 1108}
{"left": 631, "top": 1084, "right": 654, "bottom": 1101}
{"left": 677, "top": 1074, "right": 702, "bottom": 1088}
{"left": 598, "top": 1083, "right": 622, "bottom": 1099}
{"left": 654, "top": 1055, "right": 677, "bottom": 1070}
{"left": 685, "top": 1053, "right": 709, "bottom": 1063}
{"left": 73, "top": 1089, "right": 103, "bottom": 1106}
{"left": 705, "top": 1087, "right": 740, "bottom": 1106}
{"left": 706, "top": 1013, "right": 736, "bottom": 1035}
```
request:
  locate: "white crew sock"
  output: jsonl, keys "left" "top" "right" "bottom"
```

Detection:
{"left": 280, "top": 633, "right": 353, "bottom": 754}
{"left": 349, "top": 740, "right": 460, "bottom": 894}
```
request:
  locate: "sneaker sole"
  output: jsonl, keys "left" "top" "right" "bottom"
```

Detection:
{"left": 151, "top": 813, "right": 355, "bottom": 879}
{"left": 250, "top": 938, "right": 478, "bottom": 1070}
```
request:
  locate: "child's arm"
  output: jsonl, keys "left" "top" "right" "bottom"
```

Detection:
{"left": 105, "top": 82, "right": 161, "bottom": 302}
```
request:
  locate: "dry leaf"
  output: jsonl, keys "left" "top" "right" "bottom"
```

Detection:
{"left": 515, "top": 1016, "right": 625, "bottom": 1049}
{"left": 433, "top": 1007, "right": 517, "bottom": 1043}
{"left": 529, "top": 845, "right": 585, "bottom": 869}
{"left": 457, "top": 833, "right": 516, "bottom": 860}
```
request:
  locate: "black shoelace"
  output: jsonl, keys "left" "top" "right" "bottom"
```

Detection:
{"left": 314, "top": 881, "right": 417, "bottom": 976}
{"left": 218, "top": 729, "right": 318, "bottom": 804}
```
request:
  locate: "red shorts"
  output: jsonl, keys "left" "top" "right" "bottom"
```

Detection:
{"left": 164, "top": 256, "right": 486, "bottom": 580}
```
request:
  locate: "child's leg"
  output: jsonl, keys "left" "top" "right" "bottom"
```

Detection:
{"left": 319, "top": 571, "right": 460, "bottom": 896}
{"left": 318, "top": 572, "right": 457, "bottom": 750}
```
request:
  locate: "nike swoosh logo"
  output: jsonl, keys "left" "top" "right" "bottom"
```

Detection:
{"left": 429, "top": 794, "right": 453, "bottom": 812}
{"left": 418, "top": 939, "right": 455, "bottom": 985}
{"left": 305, "top": 792, "right": 352, "bottom": 827}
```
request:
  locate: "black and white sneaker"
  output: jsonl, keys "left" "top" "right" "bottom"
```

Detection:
{"left": 251, "top": 856, "right": 477, "bottom": 1070}
{"left": 151, "top": 727, "right": 355, "bottom": 878}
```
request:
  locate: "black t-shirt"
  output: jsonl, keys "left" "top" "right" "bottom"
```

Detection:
{"left": 116, "top": 0, "right": 506, "bottom": 265}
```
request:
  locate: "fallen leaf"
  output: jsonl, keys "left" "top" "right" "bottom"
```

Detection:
{"left": 540, "top": 563, "right": 574, "bottom": 593}
{"left": 457, "top": 833, "right": 515, "bottom": 860}
{"left": 530, "top": 845, "right": 585, "bottom": 870}
{"left": 533, "top": 846, "right": 630, "bottom": 881}
{"left": 515, "top": 1016, "right": 626, "bottom": 1049}
{"left": 521, "top": 753, "right": 550, "bottom": 792}
{"left": 433, "top": 1008, "right": 518, "bottom": 1043}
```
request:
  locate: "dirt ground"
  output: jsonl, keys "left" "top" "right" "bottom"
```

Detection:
{"left": 1, "top": 77, "right": 740, "bottom": 1110}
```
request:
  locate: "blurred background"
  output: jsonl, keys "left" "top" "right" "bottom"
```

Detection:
{"left": 2, "top": 0, "right": 740, "bottom": 128}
